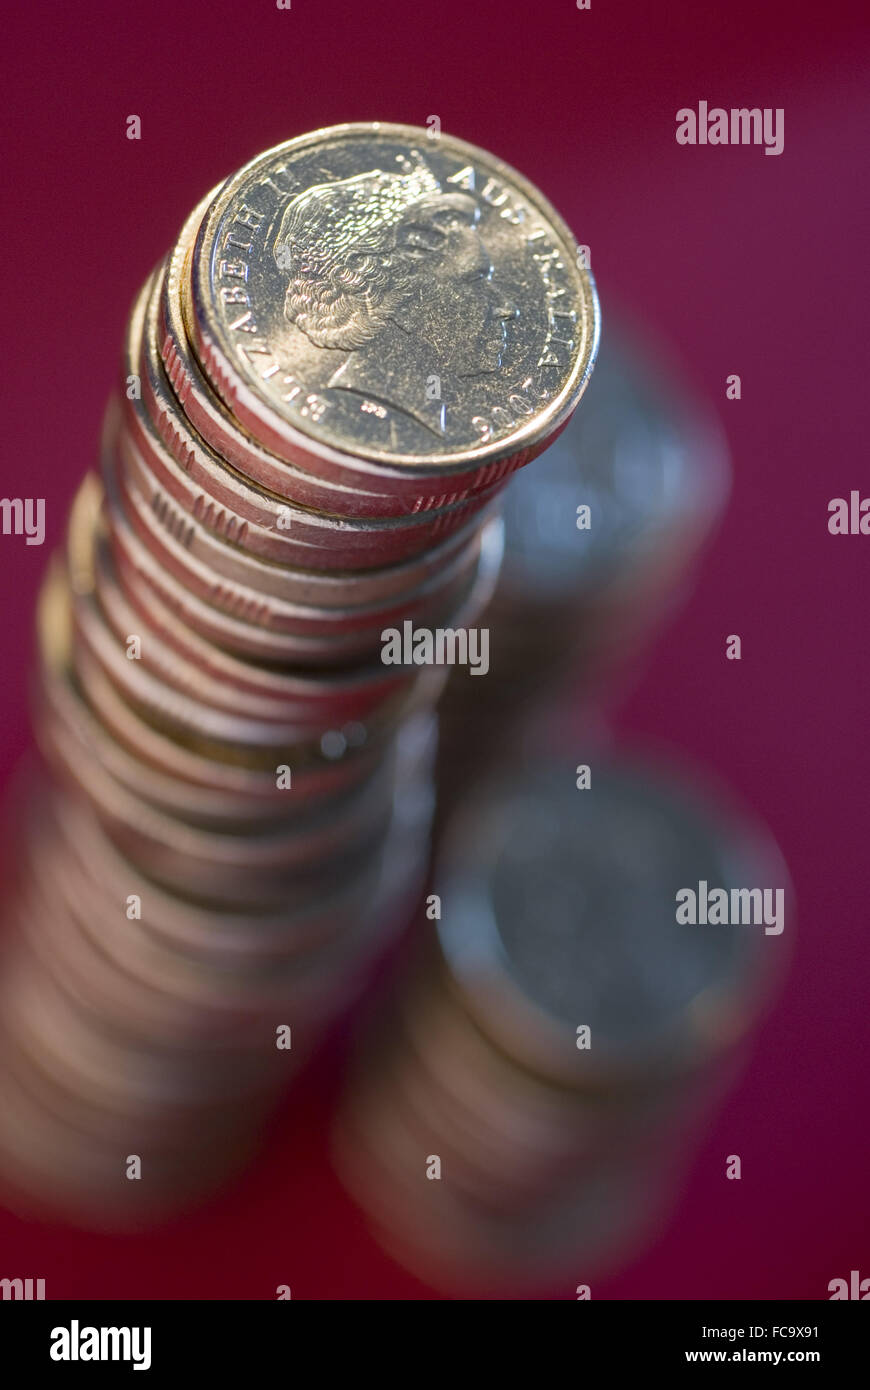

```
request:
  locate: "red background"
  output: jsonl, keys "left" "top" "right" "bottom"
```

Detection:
{"left": 1, "top": 0, "right": 868, "bottom": 1299}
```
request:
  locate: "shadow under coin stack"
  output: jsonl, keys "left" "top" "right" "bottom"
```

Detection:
{"left": 334, "top": 755, "right": 791, "bottom": 1297}
{"left": 0, "top": 124, "right": 599, "bottom": 1228}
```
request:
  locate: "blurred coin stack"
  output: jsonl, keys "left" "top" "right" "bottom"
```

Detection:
{"left": 437, "top": 326, "right": 730, "bottom": 817}
{"left": 334, "top": 755, "right": 790, "bottom": 1296}
{"left": 0, "top": 125, "right": 599, "bottom": 1227}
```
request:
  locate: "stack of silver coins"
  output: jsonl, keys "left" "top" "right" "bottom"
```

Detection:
{"left": 437, "top": 326, "right": 731, "bottom": 816}
{"left": 334, "top": 755, "right": 790, "bottom": 1296}
{"left": 0, "top": 124, "right": 599, "bottom": 1227}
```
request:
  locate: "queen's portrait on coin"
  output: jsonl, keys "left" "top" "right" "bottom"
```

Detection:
{"left": 272, "top": 155, "right": 516, "bottom": 438}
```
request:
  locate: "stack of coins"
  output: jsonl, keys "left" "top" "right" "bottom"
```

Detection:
{"left": 437, "top": 326, "right": 730, "bottom": 814}
{"left": 0, "top": 124, "right": 599, "bottom": 1227}
{"left": 334, "top": 755, "right": 791, "bottom": 1296}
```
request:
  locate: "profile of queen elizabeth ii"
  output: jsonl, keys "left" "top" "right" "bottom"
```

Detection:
{"left": 272, "top": 153, "right": 515, "bottom": 437}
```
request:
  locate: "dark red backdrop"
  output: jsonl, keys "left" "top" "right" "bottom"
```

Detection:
{"left": 1, "top": 0, "right": 867, "bottom": 1299}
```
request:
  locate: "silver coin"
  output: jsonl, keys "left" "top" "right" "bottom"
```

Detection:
{"left": 66, "top": 473, "right": 432, "bottom": 721}
{"left": 120, "top": 278, "right": 501, "bottom": 571}
{"left": 159, "top": 224, "right": 498, "bottom": 520}
{"left": 42, "top": 778, "right": 395, "bottom": 958}
{"left": 187, "top": 125, "right": 598, "bottom": 483}
{"left": 496, "top": 326, "right": 730, "bottom": 601}
{"left": 436, "top": 754, "right": 791, "bottom": 1085}
{"left": 38, "top": 560, "right": 397, "bottom": 816}
{"left": 111, "top": 431, "right": 482, "bottom": 661}
{"left": 35, "top": 643, "right": 413, "bottom": 835}
{"left": 103, "top": 440, "right": 469, "bottom": 676}
{"left": 120, "top": 367, "right": 484, "bottom": 624}
{"left": 61, "top": 498, "right": 449, "bottom": 753}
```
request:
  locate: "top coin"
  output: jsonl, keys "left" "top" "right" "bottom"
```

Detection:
{"left": 187, "top": 123, "right": 599, "bottom": 477}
